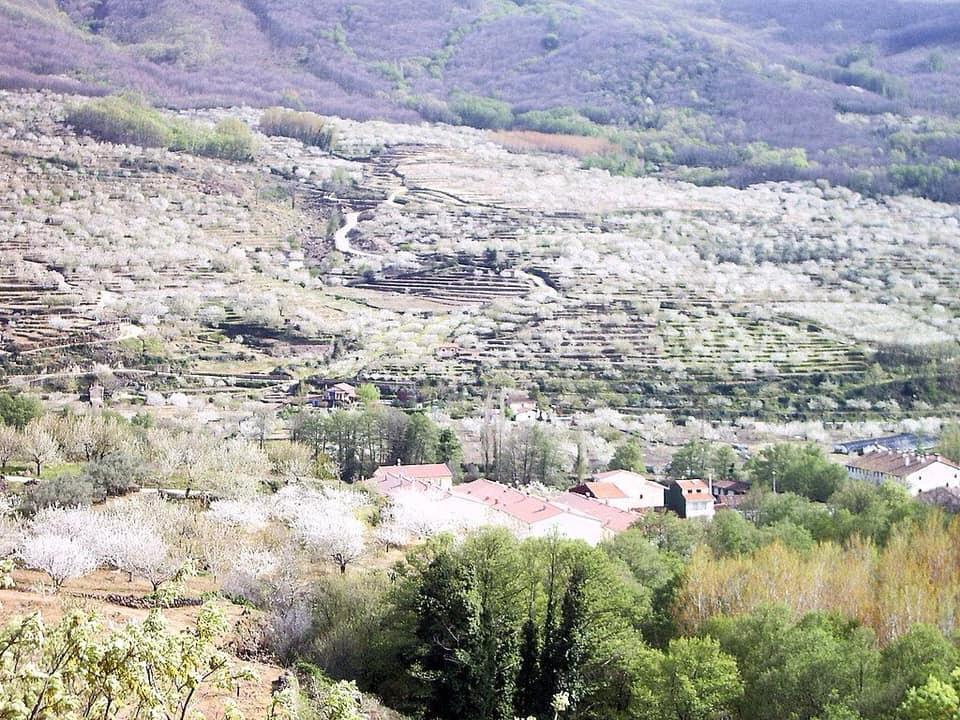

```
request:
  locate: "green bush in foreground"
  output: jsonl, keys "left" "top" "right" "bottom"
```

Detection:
{"left": 67, "top": 94, "right": 255, "bottom": 161}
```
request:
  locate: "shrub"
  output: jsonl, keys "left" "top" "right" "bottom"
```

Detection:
{"left": 450, "top": 94, "right": 514, "bottom": 130}
{"left": 81, "top": 451, "right": 147, "bottom": 497}
{"left": 514, "top": 107, "right": 600, "bottom": 136}
{"left": 259, "top": 107, "right": 335, "bottom": 150}
{"left": 20, "top": 474, "right": 101, "bottom": 516}
{"left": 406, "top": 94, "right": 460, "bottom": 124}
{"left": 197, "top": 118, "right": 255, "bottom": 161}
{"left": 68, "top": 95, "right": 256, "bottom": 161}
{"left": 66, "top": 94, "right": 172, "bottom": 147}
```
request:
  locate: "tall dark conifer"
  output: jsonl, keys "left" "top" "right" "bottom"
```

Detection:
{"left": 541, "top": 562, "right": 589, "bottom": 713}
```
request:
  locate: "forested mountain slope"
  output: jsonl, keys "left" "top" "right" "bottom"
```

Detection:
{"left": 3, "top": 0, "right": 960, "bottom": 197}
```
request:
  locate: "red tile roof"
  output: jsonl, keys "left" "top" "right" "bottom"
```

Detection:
{"left": 554, "top": 492, "right": 639, "bottom": 532}
{"left": 580, "top": 481, "right": 628, "bottom": 499}
{"left": 452, "top": 480, "right": 565, "bottom": 524}
{"left": 502, "top": 496, "right": 564, "bottom": 524}
{"left": 594, "top": 469, "right": 646, "bottom": 482}
{"left": 844, "top": 452, "right": 960, "bottom": 478}
{"left": 452, "top": 478, "right": 526, "bottom": 504}
{"left": 675, "top": 479, "right": 710, "bottom": 493}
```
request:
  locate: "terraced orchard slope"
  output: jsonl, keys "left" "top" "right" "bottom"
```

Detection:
{"left": 2, "top": 90, "right": 959, "bottom": 419}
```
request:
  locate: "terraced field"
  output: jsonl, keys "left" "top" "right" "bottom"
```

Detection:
{"left": 2, "top": 91, "right": 959, "bottom": 417}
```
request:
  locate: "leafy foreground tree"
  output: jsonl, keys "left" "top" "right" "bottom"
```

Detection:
{"left": 0, "top": 603, "right": 300, "bottom": 719}
{"left": 367, "top": 528, "right": 741, "bottom": 720}
{"left": 901, "top": 669, "right": 960, "bottom": 720}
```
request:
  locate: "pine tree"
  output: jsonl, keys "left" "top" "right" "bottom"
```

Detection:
{"left": 515, "top": 616, "right": 542, "bottom": 719}
{"left": 414, "top": 550, "right": 481, "bottom": 720}
{"left": 437, "top": 427, "right": 463, "bottom": 477}
{"left": 541, "top": 562, "right": 589, "bottom": 714}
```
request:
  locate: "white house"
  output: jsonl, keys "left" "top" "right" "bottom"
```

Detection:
{"left": 843, "top": 451, "right": 960, "bottom": 496}
{"left": 504, "top": 392, "right": 539, "bottom": 422}
{"left": 666, "top": 479, "right": 715, "bottom": 519}
{"left": 580, "top": 470, "right": 667, "bottom": 510}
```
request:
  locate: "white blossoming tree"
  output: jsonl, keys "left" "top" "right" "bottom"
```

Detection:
{"left": 19, "top": 534, "right": 98, "bottom": 591}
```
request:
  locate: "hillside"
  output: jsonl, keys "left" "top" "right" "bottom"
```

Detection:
{"left": 3, "top": 90, "right": 959, "bottom": 421}
{"left": 3, "top": 0, "right": 960, "bottom": 198}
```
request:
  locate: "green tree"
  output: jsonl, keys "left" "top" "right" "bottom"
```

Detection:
{"left": 375, "top": 531, "right": 651, "bottom": 720}
{"left": 873, "top": 624, "right": 959, "bottom": 715}
{"left": 601, "top": 529, "right": 683, "bottom": 646}
{"left": 413, "top": 548, "right": 483, "bottom": 720}
{"left": 631, "top": 511, "right": 706, "bottom": 558}
{"left": 409, "top": 530, "right": 524, "bottom": 720}
{"left": 437, "top": 427, "right": 463, "bottom": 478}
{"left": 0, "top": 391, "right": 42, "bottom": 429}
{"left": 652, "top": 636, "right": 744, "bottom": 720}
{"left": 540, "top": 562, "right": 589, "bottom": 712}
{"left": 514, "top": 617, "right": 541, "bottom": 719}
{"left": 939, "top": 424, "right": 960, "bottom": 464}
{"left": 900, "top": 672, "right": 960, "bottom": 720}
{"left": 747, "top": 443, "right": 847, "bottom": 502}
{"left": 610, "top": 439, "right": 645, "bottom": 473}
{"left": 356, "top": 383, "right": 381, "bottom": 407}
{"left": 706, "top": 509, "right": 762, "bottom": 557}
{"left": 829, "top": 480, "right": 923, "bottom": 545}
{"left": 403, "top": 413, "right": 439, "bottom": 465}
{"left": 0, "top": 603, "right": 255, "bottom": 719}
{"left": 670, "top": 441, "right": 738, "bottom": 481}
{"left": 707, "top": 608, "right": 878, "bottom": 720}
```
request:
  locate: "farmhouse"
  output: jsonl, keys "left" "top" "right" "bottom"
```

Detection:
{"left": 324, "top": 382, "right": 357, "bottom": 408}
{"left": 434, "top": 343, "right": 461, "bottom": 359}
{"left": 369, "top": 471, "right": 643, "bottom": 545}
{"left": 372, "top": 462, "right": 455, "bottom": 491}
{"left": 571, "top": 469, "right": 667, "bottom": 510}
{"left": 505, "top": 393, "right": 539, "bottom": 422}
{"left": 665, "top": 480, "right": 715, "bottom": 519}
{"left": 843, "top": 450, "right": 960, "bottom": 496}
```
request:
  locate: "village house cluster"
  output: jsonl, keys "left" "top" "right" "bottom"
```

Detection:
{"left": 368, "top": 462, "right": 731, "bottom": 544}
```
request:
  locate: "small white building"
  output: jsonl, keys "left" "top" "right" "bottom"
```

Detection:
{"left": 666, "top": 479, "right": 716, "bottom": 519}
{"left": 502, "top": 391, "right": 539, "bottom": 423}
{"left": 583, "top": 470, "right": 667, "bottom": 510}
{"left": 843, "top": 451, "right": 960, "bottom": 496}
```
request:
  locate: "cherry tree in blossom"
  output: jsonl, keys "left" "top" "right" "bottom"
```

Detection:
{"left": 19, "top": 534, "right": 97, "bottom": 591}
